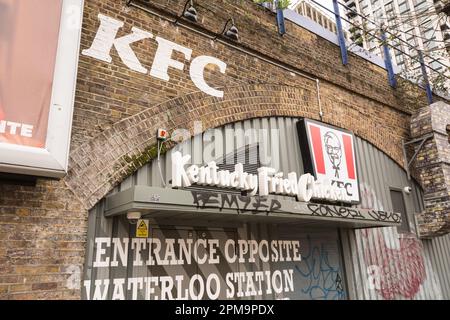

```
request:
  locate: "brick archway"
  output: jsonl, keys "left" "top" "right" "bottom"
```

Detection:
{"left": 64, "top": 83, "right": 407, "bottom": 209}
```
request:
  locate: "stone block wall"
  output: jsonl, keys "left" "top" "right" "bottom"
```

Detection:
{"left": 411, "top": 101, "right": 450, "bottom": 237}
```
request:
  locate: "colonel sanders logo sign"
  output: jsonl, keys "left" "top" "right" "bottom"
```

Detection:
{"left": 297, "top": 119, "right": 360, "bottom": 203}
{"left": 324, "top": 131, "right": 342, "bottom": 178}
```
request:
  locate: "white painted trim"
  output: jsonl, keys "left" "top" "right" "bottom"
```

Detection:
{"left": 0, "top": 0, "right": 84, "bottom": 178}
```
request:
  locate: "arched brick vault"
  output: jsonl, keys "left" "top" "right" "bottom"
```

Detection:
{"left": 64, "top": 83, "right": 410, "bottom": 209}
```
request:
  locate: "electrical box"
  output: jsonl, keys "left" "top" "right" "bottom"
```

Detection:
{"left": 157, "top": 128, "right": 168, "bottom": 141}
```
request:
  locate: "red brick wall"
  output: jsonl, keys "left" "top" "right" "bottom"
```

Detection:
{"left": 0, "top": 0, "right": 438, "bottom": 299}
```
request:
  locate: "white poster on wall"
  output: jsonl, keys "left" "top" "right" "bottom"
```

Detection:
{"left": 0, "top": 0, "right": 83, "bottom": 178}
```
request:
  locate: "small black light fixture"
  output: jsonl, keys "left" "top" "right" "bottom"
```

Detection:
{"left": 215, "top": 18, "right": 239, "bottom": 41}
{"left": 175, "top": 0, "right": 198, "bottom": 23}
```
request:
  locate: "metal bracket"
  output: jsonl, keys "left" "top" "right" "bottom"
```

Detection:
{"left": 275, "top": 1, "right": 286, "bottom": 35}
{"left": 402, "top": 133, "right": 434, "bottom": 180}
{"left": 380, "top": 27, "right": 397, "bottom": 88}
{"left": 418, "top": 50, "right": 433, "bottom": 105}
{"left": 332, "top": 0, "right": 348, "bottom": 65}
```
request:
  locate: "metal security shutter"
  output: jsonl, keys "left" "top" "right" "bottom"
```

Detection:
{"left": 275, "top": 226, "right": 347, "bottom": 300}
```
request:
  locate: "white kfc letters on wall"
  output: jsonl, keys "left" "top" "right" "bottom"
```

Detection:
{"left": 82, "top": 14, "right": 227, "bottom": 97}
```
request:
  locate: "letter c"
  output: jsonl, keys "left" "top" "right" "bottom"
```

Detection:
{"left": 190, "top": 56, "right": 227, "bottom": 98}
{"left": 297, "top": 174, "right": 314, "bottom": 202}
{"left": 345, "top": 183, "right": 353, "bottom": 196}
{"left": 194, "top": 239, "right": 208, "bottom": 264}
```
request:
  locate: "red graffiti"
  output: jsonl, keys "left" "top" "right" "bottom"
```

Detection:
{"left": 362, "top": 229, "right": 426, "bottom": 300}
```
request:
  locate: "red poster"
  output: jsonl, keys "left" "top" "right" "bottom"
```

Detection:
{"left": 0, "top": 0, "right": 63, "bottom": 148}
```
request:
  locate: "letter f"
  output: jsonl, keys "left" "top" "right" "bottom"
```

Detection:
{"left": 82, "top": 14, "right": 153, "bottom": 73}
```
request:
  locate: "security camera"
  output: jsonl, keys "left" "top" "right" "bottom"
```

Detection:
{"left": 127, "top": 211, "right": 141, "bottom": 224}
{"left": 403, "top": 186, "right": 412, "bottom": 194}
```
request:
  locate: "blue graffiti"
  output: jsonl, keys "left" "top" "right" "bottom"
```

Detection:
{"left": 294, "top": 236, "right": 346, "bottom": 300}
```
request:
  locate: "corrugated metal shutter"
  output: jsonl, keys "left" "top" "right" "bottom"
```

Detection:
{"left": 89, "top": 116, "right": 448, "bottom": 300}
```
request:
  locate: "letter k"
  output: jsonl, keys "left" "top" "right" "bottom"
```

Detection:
{"left": 82, "top": 14, "right": 153, "bottom": 73}
{"left": 171, "top": 152, "right": 192, "bottom": 188}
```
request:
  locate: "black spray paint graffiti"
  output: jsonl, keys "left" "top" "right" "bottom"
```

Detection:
{"left": 307, "top": 203, "right": 365, "bottom": 219}
{"left": 191, "top": 192, "right": 400, "bottom": 222}
{"left": 191, "top": 191, "right": 281, "bottom": 215}
{"left": 367, "top": 210, "right": 401, "bottom": 223}
{"left": 307, "top": 203, "right": 401, "bottom": 223}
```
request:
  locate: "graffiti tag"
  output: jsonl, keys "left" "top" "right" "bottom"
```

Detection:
{"left": 307, "top": 203, "right": 365, "bottom": 219}
{"left": 294, "top": 236, "right": 346, "bottom": 300}
{"left": 362, "top": 230, "right": 426, "bottom": 299}
{"left": 367, "top": 210, "right": 401, "bottom": 223}
{"left": 191, "top": 191, "right": 282, "bottom": 215}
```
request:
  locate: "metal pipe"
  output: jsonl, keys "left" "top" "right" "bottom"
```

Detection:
{"left": 316, "top": 79, "right": 323, "bottom": 121}
{"left": 157, "top": 140, "right": 167, "bottom": 187}
{"left": 275, "top": 0, "right": 286, "bottom": 35}
{"left": 402, "top": 138, "right": 411, "bottom": 180}
{"left": 380, "top": 27, "right": 397, "bottom": 88}
{"left": 332, "top": 0, "right": 348, "bottom": 65}
{"left": 418, "top": 50, "right": 434, "bottom": 105}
